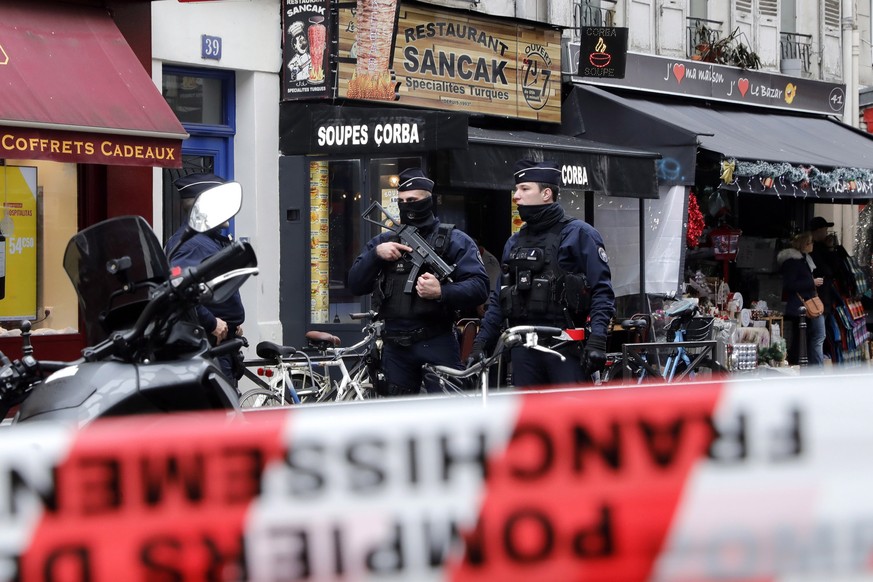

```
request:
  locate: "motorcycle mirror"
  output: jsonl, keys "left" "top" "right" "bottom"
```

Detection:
{"left": 188, "top": 182, "right": 243, "bottom": 233}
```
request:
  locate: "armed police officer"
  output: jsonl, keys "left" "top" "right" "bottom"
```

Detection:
{"left": 166, "top": 172, "right": 246, "bottom": 384}
{"left": 348, "top": 168, "right": 489, "bottom": 396}
{"left": 470, "top": 159, "right": 615, "bottom": 387}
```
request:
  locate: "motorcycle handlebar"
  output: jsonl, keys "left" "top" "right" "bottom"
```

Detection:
{"left": 186, "top": 241, "right": 253, "bottom": 288}
{"left": 209, "top": 337, "right": 248, "bottom": 358}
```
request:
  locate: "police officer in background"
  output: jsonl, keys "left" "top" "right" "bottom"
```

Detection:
{"left": 470, "top": 159, "right": 615, "bottom": 387}
{"left": 348, "top": 168, "right": 489, "bottom": 396}
{"left": 166, "top": 172, "right": 246, "bottom": 383}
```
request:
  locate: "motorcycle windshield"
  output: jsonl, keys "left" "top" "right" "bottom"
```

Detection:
{"left": 63, "top": 216, "right": 170, "bottom": 342}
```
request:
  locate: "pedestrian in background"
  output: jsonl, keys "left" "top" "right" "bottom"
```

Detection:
{"left": 777, "top": 231, "right": 825, "bottom": 365}
{"left": 348, "top": 168, "right": 489, "bottom": 396}
{"left": 470, "top": 159, "right": 615, "bottom": 387}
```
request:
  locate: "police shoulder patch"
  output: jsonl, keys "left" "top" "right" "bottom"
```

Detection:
{"left": 598, "top": 246, "right": 609, "bottom": 263}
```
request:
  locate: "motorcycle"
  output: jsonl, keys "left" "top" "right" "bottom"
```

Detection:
{"left": 0, "top": 181, "right": 257, "bottom": 425}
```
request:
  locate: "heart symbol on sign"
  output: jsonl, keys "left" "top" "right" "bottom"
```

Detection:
{"left": 738, "top": 78, "right": 750, "bottom": 97}
{"left": 672, "top": 63, "right": 685, "bottom": 83}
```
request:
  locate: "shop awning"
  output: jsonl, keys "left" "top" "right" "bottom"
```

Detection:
{"left": 566, "top": 85, "right": 873, "bottom": 200}
{"left": 0, "top": 1, "right": 187, "bottom": 167}
{"left": 448, "top": 127, "right": 660, "bottom": 199}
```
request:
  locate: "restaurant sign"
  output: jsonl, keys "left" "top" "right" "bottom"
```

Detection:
{"left": 337, "top": 2, "right": 562, "bottom": 123}
{"left": 0, "top": 127, "right": 182, "bottom": 168}
{"left": 573, "top": 52, "right": 845, "bottom": 116}
{"left": 279, "top": 104, "right": 468, "bottom": 155}
{"left": 281, "top": 0, "right": 331, "bottom": 99}
{"left": 578, "top": 27, "right": 629, "bottom": 79}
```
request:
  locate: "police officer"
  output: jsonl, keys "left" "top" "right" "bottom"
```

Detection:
{"left": 166, "top": 172, "right": 246, "bottom": 383}
{"left": 470, "top": 159, "right": 615, "bottom": 387}
{"left": 348, "top": 168, "right": 489, "bottom": 396}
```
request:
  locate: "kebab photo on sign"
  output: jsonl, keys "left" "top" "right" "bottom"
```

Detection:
{"left": 347, "top": 0, "right": 401, "bottom": 100}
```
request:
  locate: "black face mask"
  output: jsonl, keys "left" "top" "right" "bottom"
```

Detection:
{"left": 517, "top": 203, "right": 550, "bottom": 224}
{"left": 398, "top": 196, "right": 434, "bottom": 226}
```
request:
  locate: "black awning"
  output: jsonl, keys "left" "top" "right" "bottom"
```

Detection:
{"left": 279, "top": 103, "right": 469, "bottom": 155}
{"left": 567, "top": 84, "right": 873, "bottom": 200}
{"left": 448, "top": 127, "right": 660, "bottom": 199}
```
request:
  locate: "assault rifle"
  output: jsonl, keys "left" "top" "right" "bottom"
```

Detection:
{"left": 362, "top": 201, "right": 455, "bottom": 294}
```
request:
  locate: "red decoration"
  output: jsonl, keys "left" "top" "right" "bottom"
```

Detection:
{"left": 686, "top": 194, "right": 705, "bottom": 248}
{"left": 710, "top": 221, "right": 742, "bottom": 282}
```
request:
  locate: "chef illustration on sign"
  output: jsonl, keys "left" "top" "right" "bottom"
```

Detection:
{"left": 287, "top": 20, "right": 311, "bottom": 82}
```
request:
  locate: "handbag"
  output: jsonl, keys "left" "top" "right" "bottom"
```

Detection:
{"left": 797, "top": 292, "right": 824, "bottom": 318}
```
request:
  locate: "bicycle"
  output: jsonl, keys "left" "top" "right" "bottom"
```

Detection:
{"left": 422, "top": 324, "right": 568, "bottom": 402}
{"left": 597, "top": 316, "right": 650, "bottom": 384}
{"left": 238, "top": 311, "right": 384, "bottom": 407}
{"left": 603, "top": 298, "right": 726, "bottom": 384}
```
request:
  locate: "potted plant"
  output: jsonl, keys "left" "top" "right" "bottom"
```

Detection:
{"left": 691, "top": 25, "right": 761, "bottom": 70}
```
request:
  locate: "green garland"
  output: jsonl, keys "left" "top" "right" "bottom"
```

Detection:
{"left": 721, "top": 158, "right": 873, "bottom": 192}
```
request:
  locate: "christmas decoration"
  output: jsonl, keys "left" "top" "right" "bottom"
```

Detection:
{"left": 686, "top": 193, "right": 705, "bottom": 248}
{"left": 856, "top": 203, "right": 873, "bottom": 275}
{"left": 720, "top": 158, "right": 873, "bottom": 198}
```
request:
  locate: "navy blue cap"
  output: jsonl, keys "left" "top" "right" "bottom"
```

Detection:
{"left": 174, "top": 172, "right": 226, "bottom": 199}
{"left": 514, "top": 159, "right": 561, "bottom": 185}
{"left": 397, "top": 168, "right": 434, "bottom": 193}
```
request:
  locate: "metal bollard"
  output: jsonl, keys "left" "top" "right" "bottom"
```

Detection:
{"left": 797, "top": 306, "right": 808, "bottom": 367}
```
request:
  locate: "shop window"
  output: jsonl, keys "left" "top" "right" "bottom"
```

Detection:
{"left": 311, "top": 160, "right": 362, "bottom": 323}
{"left": 161, "top": 67, "right": 234, "bottom": 245}
{"left": 1, "top": 161, "right": 79, "bottom": 335}
{"left": 162, "top": 71, "right": 227, "bottom": 126}
{"left": 309, "top": 157, "right": 421, "bottom": 324}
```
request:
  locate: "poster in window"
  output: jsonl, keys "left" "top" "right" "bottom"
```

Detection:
{"left": 0, "top": 166, "right": 37, "bottom": 320}
{"left": 309, "top": 161, "right": 330, "bottom": 323}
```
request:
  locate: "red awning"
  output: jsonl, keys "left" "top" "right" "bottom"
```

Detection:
{"left": 0, "top": 1, "right": 187, "bottom": 167}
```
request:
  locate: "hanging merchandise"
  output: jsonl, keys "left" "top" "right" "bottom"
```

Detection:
{"left": 706, "top": 188, "right": 732, "bottom": 218}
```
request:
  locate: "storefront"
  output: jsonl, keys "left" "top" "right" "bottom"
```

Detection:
{"left": 0, "top": 1, "right": 185, "bottom": 359}
{"left": 565, "top": 52, "right": 873, "bottom": 362}
{"left": 277, "top": 0, "right": 660, "bottom": 345}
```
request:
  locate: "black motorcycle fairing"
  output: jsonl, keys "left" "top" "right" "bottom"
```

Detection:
{"left": 16, "top": 359, "right": 238, "bottom": 424}
{"left": 16, "top": 361, "right": 140, "bottom": 423}
{"left": 63, "top": 216, "right": 169, "bottom": 345}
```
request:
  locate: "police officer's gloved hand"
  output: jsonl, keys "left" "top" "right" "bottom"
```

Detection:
{"left": 583, "top": 335, "right": 608, "bottom": 374}
{"left": 465, "top": 341, "right": 486, "bottom": 369}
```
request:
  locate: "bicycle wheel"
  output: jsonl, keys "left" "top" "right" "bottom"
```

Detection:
{"left": 283, "top": 370, "right": 327, "bottom": 403}
{"left": 239, "top": 388, "right": 286, "bottom": 408}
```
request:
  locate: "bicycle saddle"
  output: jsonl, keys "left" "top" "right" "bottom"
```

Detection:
{"left": 305, "top": 330, "right": 342, "bottom": 351}
{"left": 620, "top": 318, "right": 648, "bottom": 329}
{"left": 256, "top": 340, "right": 297, "bottom": 360}
{"left": 665, "top": 299, "right": 697, "bottom": 318}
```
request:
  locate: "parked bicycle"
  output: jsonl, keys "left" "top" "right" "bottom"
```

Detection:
{"left": 601, "top": 296, "right": 726, "bottom": 384}
{"left": 422, "top": 324, "right": 567, "bottom": 401}
{"left": 597, "top": 316, "right": 650, "bottom": 384}
{"left": 239, "top": 311, "right": 384, "bottom": 407}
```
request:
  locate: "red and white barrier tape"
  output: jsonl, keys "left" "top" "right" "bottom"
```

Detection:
{"left": 2, "top": 370, "right": 873, "bottom": 581}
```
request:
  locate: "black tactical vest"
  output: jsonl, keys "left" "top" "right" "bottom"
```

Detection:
{"left": 373, "top": 224, "right": 454, "bottom": 322}
{"left": 499, "top": 218, "right": 591, "bottom": 327}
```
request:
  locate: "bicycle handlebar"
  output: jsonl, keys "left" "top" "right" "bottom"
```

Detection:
{"left": 349, "top": 311, "right": 377, "bottom": 321}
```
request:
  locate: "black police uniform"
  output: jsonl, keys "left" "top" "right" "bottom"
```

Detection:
{"left": 474, "top": 162, "right": 615, "bottom": 387}
{"left": 347, "top": 169, "right": 489, "bottom": 395}
{"left": 166, "top": 173, "right": 246, "bottom": 382}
